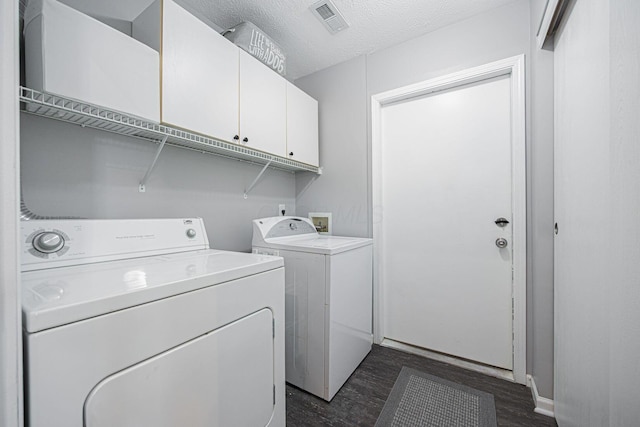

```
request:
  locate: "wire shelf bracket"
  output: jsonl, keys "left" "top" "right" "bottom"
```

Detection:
{"left": 139, "top": 135, "right": 169, "bottom": 192}
{"left": 244, "top": 159, "right": 273, "bottom": 199}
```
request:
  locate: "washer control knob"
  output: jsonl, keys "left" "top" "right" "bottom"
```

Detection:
{"left": 186, "top": 228, "right": 197, "bottom": 239}
{"left": 33, "top": 232, "right": 65, "bottom": 253}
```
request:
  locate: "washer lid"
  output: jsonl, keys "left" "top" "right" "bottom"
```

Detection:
{"left": 21, "top": 249, "right": 283, "bottom": 333}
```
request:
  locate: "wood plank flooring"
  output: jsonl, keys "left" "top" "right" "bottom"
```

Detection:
{"left": 286, "top": 345, "right": 557, "bottom": 426}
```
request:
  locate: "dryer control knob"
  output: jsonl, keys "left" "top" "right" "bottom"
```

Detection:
{"left": 33, "top": 232, "right": 65, "bottom": 253}
{"left": 186, "top": 228, "right": 197, "bottom": 238}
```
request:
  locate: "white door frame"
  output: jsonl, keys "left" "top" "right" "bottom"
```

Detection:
{"left": 371, "top": 55, "right": 527, "bottom": 384}
{"left": 1, "top": 0, "right": 23, "bottom": 425}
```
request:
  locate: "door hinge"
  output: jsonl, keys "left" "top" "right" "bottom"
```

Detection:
{"left": 273, "top": 384, "right": 276, "bottom": 405}
{"left": 272, "top": 318, "right": 275, "bottom": 338}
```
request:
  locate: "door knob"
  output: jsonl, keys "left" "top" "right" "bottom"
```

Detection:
{"left": 495, "top": 238, "right": 508, "bottom": 249}
{"left": 495, "top": 218, "right": 510, "bottom": 227}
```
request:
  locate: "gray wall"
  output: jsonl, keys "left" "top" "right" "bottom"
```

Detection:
{"left": 295, "top": 56, "right": 369, "bottom": 238}
{"left": 296, "top": 0, "right": 555, "bottom": 398}
{"left": 528, "top": 0, "right": 555, "bottom": 401}
{"left": 20, "top": 114, "right": 296, "bottom": 252}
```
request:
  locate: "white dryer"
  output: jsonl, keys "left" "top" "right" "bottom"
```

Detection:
{"left": 21, "top": 218, "right": 285, "bottom": 427}
{"left": 252, "top": 216, "right": 373, "bottom": 401}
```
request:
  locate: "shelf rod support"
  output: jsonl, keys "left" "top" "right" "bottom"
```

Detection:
{"left": 139, "top": 135, "right": 169, "bottom": 192}
{"left": 244, "top": 159, "right": 273, "bottom": 199}
{"left": 296, "top": 172, "right": 320, "bottom": 199}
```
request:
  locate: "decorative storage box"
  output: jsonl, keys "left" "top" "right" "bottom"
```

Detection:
{"left": 224, "top": 21, "right": 286, "bottom": 76}
{"left": 24, "top": 0, "right": 160, "bottom": 122}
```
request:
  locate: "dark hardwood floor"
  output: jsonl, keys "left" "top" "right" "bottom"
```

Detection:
{"left": 286, "top": 345, "right": 557, "bottom": 426}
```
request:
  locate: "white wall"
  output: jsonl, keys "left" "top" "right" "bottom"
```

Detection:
{"left": 364, "top": 2, "right": 527, "bottom": 94}
{"left": 1, "top": 0, "right": 23, "bottom": 425}
{"left": 609, "top": 2, "right": 640, "bottom": 424}
{"left": 554, "top": 0, "right": 640, "bottom": 425}
{"left": 553, "top": 1, "right": 610, "bottom": 424}
{"left": 296, "top": 0, "right": 556, "bottom": 399}
{"left": 20, "top": 115, "right": 296, "bottom": 252}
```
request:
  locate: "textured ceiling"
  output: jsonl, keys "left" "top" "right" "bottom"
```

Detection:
{"left": 185, "top": 0, "right": 520, "bottom": 80}
{"left": 54, "top": 0, "right": 520, "bottom": 80}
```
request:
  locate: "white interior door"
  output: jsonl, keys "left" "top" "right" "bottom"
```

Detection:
{"left": 380, "top": 75, "right": 514, "bottom": 370}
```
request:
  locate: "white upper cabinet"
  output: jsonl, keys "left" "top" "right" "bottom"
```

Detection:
{"left": 26, "top": 0, "right": 319, "bottom": 168}
{"left": 161, "top": 0, "right": 239, "bottom": 141}
{"left": 21, "top": 0, "right": 321, "bottom": 173}
{"left": 23, "top": 0, "right": 160, "bottom": 122}
{"left": 239, "top": 50, "right": 287, "bottom": 156}
{"left": 286, "top": 83, "right": 319, "bottom": 167}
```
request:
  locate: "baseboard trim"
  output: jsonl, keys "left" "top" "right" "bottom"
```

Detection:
{"left": 527, "top": 374, "right": 555, "bottom": 418}
{"left": 380, "top": 339, "right": 515, "bottom": 382}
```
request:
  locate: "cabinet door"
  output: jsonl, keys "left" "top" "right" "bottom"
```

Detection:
{"left": 162, "top": 0, "right": 239, "bottom": 141}
{"left": 239, "top": 50, "right": 287, "bottom": 156}
{"left": 286, "top": 82, "right": 319, "bottom": 166}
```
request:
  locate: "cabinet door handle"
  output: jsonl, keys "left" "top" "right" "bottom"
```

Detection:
{"left": 233, "top": 135, "right": 239, "bottom": 141}
{"left": 289, "top": 152, "right": 294, "bottom": 156}
{"left": 243, "top": 137, "right": 249, "bottom": 143}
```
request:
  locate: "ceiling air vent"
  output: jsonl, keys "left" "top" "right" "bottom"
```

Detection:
{"left": 310, "top": 0, "right": 349, "bottom": 34}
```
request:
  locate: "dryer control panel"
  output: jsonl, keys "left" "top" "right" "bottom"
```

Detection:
{"left": 21, "top": 218, "right": 209, "bottom": 271}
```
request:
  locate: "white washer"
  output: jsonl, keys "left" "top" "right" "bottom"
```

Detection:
{"left": 252, "top": 216, "right": 373, "bottom": 401}
{"left": 21, "top": 218, "right": 285, "bottom": 427}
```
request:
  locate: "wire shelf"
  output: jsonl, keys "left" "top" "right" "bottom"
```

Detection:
{"left": 19, "top": 87, "right": 321, "bottom": 174}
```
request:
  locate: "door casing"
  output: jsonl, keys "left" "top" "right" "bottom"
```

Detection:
{"left": 370, "top": 55, "right": 527, "bottom": 384}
